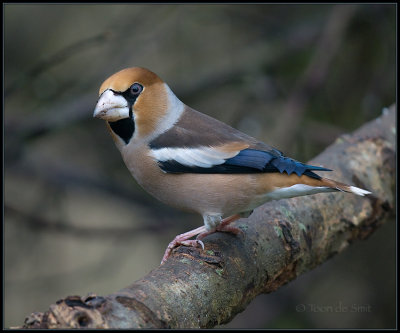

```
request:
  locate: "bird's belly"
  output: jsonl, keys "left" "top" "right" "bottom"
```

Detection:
{"left": 143, "top": 172, "right": 261, "bottom": 217}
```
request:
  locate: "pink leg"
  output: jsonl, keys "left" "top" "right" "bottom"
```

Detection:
{"left": 161, "top": 226, "right": 207, "bottom": 265}
{"left": 197, "top": 214, "right": 243, "bottom": 240}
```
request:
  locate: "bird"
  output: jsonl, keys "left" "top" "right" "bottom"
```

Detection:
{"left": 93, "top": 67, "right": 371, "bottom": 265}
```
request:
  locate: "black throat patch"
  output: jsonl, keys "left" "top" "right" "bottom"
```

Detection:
{"left": 108, "top": 118, "right": 135, "bottom": 144}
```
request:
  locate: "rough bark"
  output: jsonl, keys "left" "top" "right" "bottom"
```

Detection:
{"left": 21, "top": 105, "right": 396, "bottom": 329}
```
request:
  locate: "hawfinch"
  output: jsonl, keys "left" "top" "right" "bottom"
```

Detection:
{"left": 93, "top": 67, "right": 371, "bottom": 264}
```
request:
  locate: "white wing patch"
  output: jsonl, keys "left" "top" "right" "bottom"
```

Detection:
{"left": 149, "top": 146, "right": 240, "bottom": 168}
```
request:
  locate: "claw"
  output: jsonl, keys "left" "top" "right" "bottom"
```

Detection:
{"left": 196, "top": 239, "right": 205, "bottom": 250}
{"left": 160, "top": 214, "right": 244, "bottom": 265}
{"left": 160, "top": 226, "right": 207, "bottom": 264}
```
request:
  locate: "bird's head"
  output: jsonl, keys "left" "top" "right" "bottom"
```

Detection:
{"left": 93, "top": 67, "right": 183, "bottom": 145}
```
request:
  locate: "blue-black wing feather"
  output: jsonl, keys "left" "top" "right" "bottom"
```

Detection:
{"left": 158, "top": 148, "right": 331, "bottom": 179}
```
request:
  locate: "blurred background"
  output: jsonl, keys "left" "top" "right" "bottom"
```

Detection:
{"left": 4, "top": 4, "right": 396, "bottom": 329}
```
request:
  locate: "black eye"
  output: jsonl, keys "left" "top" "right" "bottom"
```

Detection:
{"left": 130, "top": 83, "right": 143, "bottom": 96}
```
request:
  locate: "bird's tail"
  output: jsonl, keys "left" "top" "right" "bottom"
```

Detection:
{"left": 319, "top": 178, "right": 371, "bottom": 196}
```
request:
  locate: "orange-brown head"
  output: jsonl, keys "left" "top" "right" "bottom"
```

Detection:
{"left": 94, "top": 67, "right": 184, "bottom": 145}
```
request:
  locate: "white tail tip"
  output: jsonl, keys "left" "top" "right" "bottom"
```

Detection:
{"left": 349, "top": 186, "right": 371, "bottom": 196}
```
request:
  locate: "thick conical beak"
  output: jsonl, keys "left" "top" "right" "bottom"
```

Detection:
{"left": 93, "top": 89, "right": 129, "bottom": 121}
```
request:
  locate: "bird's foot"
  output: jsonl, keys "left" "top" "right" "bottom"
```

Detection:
{"left": 160, "top": 214, "right": 245, "bottom": 265}
{"left": 161, "top": 226, "right": 206, "bottom": 265}
{"left": 197, "top": 214, "right": 244, "bottom": 240}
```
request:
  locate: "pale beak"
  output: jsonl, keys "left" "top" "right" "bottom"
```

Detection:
{"left": 93, "top": 89, "right": 130, "bottom": 121}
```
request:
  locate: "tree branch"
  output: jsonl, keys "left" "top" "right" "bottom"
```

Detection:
{"left": 21, "top": 105, "right": 395, "bottom": 329}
